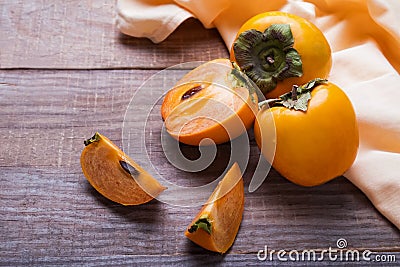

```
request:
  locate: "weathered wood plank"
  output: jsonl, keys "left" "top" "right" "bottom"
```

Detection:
{"left": 1, "top": 166, "right": 399, "bottom": 265}
{"left": 2, "top": 252, "right": 399, "bottom": 266}
{"left": 0, "top": 1, "right": 228, "bottom": 69}
{"left": 0, "top": 70, "right": 399, "bottom": 267}
{"left": 2, "top": 0, "right": 399, "bottom": 264}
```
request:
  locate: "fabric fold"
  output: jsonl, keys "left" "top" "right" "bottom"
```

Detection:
{"left": 174, "top": 0, "right": 229, "bottom": 28}
{"left": 116, "top": 0, "right": 194, "bottom": 43}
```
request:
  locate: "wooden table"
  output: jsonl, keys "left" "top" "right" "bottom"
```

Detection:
{"left": 1, "top": 1, "right": 399, "bottom": 266}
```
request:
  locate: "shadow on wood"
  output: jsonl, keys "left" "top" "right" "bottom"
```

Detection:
{"left": 84, "top": 182, "right": 164, "bottom": 224}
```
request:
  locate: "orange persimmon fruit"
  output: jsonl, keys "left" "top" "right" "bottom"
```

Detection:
{"left": 80, "top": 132, "right": 166, "bottom": 205}
{"left": 161, "top": 58, "right": 258, "bottom": 146}
{"left": 231, "top": 11, "right": 332, "bottom": 99}
{"left": 185, "top": 162, "right": 244, "bottom": 253}
{"left": 254, "top": 80, "right": 359, "bottom": 186}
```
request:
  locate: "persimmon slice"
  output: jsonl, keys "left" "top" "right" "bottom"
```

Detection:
{"left": 80, "top": 132, "right": 166, "bottom": 205}
{"left": 161, "top": 58, "right": 258, "bottom": 146}
{"left": 185, "top": 163, "right": 244, "bottom": 253}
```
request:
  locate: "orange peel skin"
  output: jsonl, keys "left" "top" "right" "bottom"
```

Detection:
{"left": 231, "top": 11, "right": 332, "bottom": 99}
{"left": 254, "top": 82, "right": 359, "bottom": 186}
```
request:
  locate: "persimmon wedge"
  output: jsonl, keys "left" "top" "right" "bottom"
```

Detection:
{"left": 185, "top": 162, "right": 244, "bottom": 253}
{"left": 80, "top": 132, "right": 166, "bottom": 205}
{"left": 161, "top": 58, "right": 258, "bottom": 146}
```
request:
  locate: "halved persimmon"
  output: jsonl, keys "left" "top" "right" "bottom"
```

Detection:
{"left": 185, "top": 162, "right": 244, "bottom": 253}
{"left": 80, "top": 132, "right": 166, "bottom": 205}
{"left": 161, "top": 58, "right": 258, "bottom": 146}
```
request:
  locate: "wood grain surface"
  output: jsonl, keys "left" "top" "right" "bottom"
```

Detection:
{"left": 1, "top": 1, "right": 399, "bottom": 266}
{"left": 0, "top": 1, "right": 228, "bottom": 69}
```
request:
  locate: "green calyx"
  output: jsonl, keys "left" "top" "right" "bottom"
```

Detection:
{"left": 84, "top": 132, "right": 101, "bottom": 146}
{"left": 259, "top": 78, "right": 328, "bottom": 112}
{"left": 188, "top": 217, "right": 212, "bottom": 235}
{"left": 233, "top": 24, "right": 303, "bottom": 95}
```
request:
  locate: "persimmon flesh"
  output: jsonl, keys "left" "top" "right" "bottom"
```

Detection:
{"left": 185, "top": 162, "right": 244, "bottom": 253}
{"left": 80, "top": 132, "right": 166, "bottom": 205}
{"left": 161, "top": 59, "right": 258, "bottom": 146}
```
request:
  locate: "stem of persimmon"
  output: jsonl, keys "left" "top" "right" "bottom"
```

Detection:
{"left": 292, "top": 85, "right": 298, "bottom": 101}
{"left": 258, "top": 98, "right": 280, "bottom": 109}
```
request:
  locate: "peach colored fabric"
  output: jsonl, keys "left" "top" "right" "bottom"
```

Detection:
{"left": 116, "top": 0, "right": 400, "bottom": 229}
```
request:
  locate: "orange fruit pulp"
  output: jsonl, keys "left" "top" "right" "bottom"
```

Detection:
{"left": 185, "top": 162, "right": 244, "bottom": 253}
{"left": 161, "top": 59, "right": 258, "bottom": 146}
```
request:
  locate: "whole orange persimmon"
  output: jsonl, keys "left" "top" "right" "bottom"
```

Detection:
{"left": 231, "top": 11, "right": 332, "bottom": 99}
{"left": 254, "top": 80, "right": 359, "bottom": 186}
